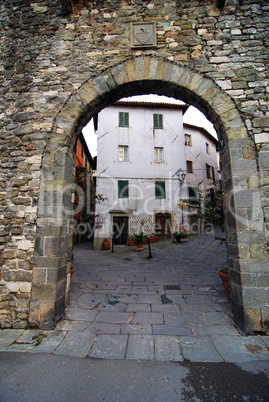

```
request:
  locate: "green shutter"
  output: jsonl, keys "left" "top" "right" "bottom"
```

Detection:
{"left": 118, "top": 180, "right": 129, "bottom": 198}
{"left": 153, "top": 114, "right": 163, "bottom": 129}
{"left": 155, "top": 181, "right": 165, "bottom": 199}
{"left": 119, "top": 112, "right": 129, "bottom": 127}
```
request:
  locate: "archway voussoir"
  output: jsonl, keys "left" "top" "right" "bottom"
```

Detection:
{"left": 124, "top": 59, "right": 137, "bottom": 82}
{"left": 77, "top": 81, "right": 100, "bottom": 105}
{"left": 92, "top": 75, "right": 111, "bottom": 96}
{"left": 211, "top": 92, "right": 236, "bottom": 115}
{"left": 111, "top": 63, "right": 129, "bottom": 85}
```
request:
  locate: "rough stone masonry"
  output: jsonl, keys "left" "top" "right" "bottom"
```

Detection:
{"left": 0, "top": 0, "right": 268, "bottom": 332}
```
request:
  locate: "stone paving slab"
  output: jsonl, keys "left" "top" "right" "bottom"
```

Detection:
{"left": 54, "top": 332, "right": 96, "bottom": 358}
{"left": 153, "top": 324, "right": 192, "bottom": 336}
{"left": 88, "top": 335, "right": 128, "bottom": 359}
{"left": 155, "top": 335, "right": 183, "bottom": 362}
{"left": 84, "top": 322, "right": 122, "bottom": 334}
{"left": 0, "top": 330, "right": 24, "bottom": 350}
{"left": 179, "top": 336, "right": 224, "bottom": 362}
{"left": 126, "top": 335, "right": 154, "bottom": 360}
{"left": 211, "top": 335, "right": 269, "bottom": 363}
{"left": 29, "top": 331, "right": 67, "bottom": 354}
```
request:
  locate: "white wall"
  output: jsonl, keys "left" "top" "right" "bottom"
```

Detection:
{"left": 95, "top": 104, "right": 187, "bottom": 243}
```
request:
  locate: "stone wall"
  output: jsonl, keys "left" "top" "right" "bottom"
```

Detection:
{"left": 0, "top": 0, "right": 268, "bottom": 331}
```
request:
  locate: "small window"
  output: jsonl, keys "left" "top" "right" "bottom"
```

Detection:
{"left": 154, "top": 147, "right": 164, "bottom": 163}
{"left": 206, "top": 163, "right": 211, "bottom": 179}
{"left": 118, "top": 145, "right": 128, "bottom": 162}
{"left": 211, "top": 166, "right": 215, "bottom": 181}
{"left": 188, "top": 187, "right": 197, "bottom": 199}
{"left": 187, "top": 160, "right": 193, "bottom": 174}
{"left": 155, "top": 181, "right": 166, "bottom": 199}
{"left": 185, "top": 134, "right": 192, "bottom": 146}
{"left": 119, "top": 112, "right": 129, "bottom": 127}
{"left": 206, "top": 142, "right": 210, "bottom": 154}
{"left": 81, "top": 148, "right": 84, "bottom": 159}
{"left": 118, "top": 180, "right": 129, "bottom": 198}
{"left": 153, "top": 114, "right": 163, "bottom": 129}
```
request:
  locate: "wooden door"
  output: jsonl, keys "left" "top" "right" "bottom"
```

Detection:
{"left": 113, "top": 216, "right": 129, "bottom": 245}
{"left": 155, "top": 213, "right": 171, "bottom": 237}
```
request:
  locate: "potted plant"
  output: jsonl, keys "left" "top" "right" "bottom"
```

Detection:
{"left": 218, "top": 268, "right": 230, "bottom": 301}
{"left": 133, "top": 232, "right": 146, "bottom": 249}
{"left": 172, "top": 231, "right": 186, "bottom": 243}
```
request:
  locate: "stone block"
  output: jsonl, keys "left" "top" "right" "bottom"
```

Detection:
{"left": 77, "top": 81, "right": 99, "bottom": 105}
{"left": 92, "top": 75, "right": 110, "bottom": 95}
{"left": 124, "top": 59, "right": 137, "bottom": 82}
{"left": 31, "top": 283, "right": 57, "bottom": 301}
{"left": 111, "top": 64, "right": 128, "bottom": 85}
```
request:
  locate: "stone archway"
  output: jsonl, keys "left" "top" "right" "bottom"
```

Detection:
{"left": 30, "top": 55, "right": 266, "bottom": 333}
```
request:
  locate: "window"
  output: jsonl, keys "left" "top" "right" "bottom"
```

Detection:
{"left": 206, "top": 142, "right": 210, "bottom": 154}
{"left": 81, "top": 148, "right": 84, "bottom": 159}
{"left": 185, "top": 134, "right": 192, "bottom": 146}
{"left": 211, "top": 166, "right": 215, "bottom": 181}
{"left": 154, "top": 147, "right": 164, "bottom": 163}
{"left": 206, "top": 163, "right": 215, "bottom": 180}
{"left": 188, "top": 187, "right": 197, "bottom": 199}
{"left": 187, "top": 160, "right": 193, "bottom": 174}
{"left": 118, "top": 180, "right": 129, "bottom": 198}
{"left": 118, "top": 145, "right": 128, "bottom": 162}
{"left": 155, "top": 181, "right": 166, "bottom": 199}
{"left": 153, "top": 113, "right": 163, "bottom": 129}
{"left": 206, "top": 163, "right": 211, "bottom": 179}
{"left": 119, "top": 112, "right": 129, "bottom": 127}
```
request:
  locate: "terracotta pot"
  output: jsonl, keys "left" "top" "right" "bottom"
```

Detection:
{"left": 128, "top": 241, "right": 135, "bottom": 246}
{"left": 70, "top": 267, "right": 75, "bottom": 276}
{"left": 219, "top": 270, "right": 230, "bottom": 301}
{"left": 102, "top": 239, "right": 110, "bottom": 250}
{"left": 136, "top": 243, "right": 142, "bottom": 249}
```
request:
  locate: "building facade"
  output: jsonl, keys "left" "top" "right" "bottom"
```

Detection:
{"left": 93, "top": 101, "right": 219, "bottom": 249}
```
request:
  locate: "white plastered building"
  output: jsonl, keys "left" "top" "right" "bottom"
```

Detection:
{"left": 93, "top": 101, "right": 219, "bottom": 249}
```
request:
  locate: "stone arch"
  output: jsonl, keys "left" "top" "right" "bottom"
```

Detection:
{"left": 30, "top": 55, "right": 266, "bottom": 333}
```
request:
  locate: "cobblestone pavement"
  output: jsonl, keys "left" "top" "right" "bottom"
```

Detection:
{"left": 1, "top": 231, "right": 269, "bottom": 362}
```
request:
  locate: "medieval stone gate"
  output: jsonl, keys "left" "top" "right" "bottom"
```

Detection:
{"left": 0, "top": 0, "right": 268, "bottom": 333}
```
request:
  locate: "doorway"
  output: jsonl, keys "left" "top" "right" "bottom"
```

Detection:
{"left": 155, "top": 213, "right": 172, "bottom": 238}
{"left": 113, "top": 216, "right": 129, "bottom": 245}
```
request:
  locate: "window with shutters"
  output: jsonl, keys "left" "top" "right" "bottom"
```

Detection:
{"left": 153, "top": 113, "right": 163, "bottom": 129}
{"left": 187, "top": 160, "right": 193, "bottom": 174}
{"left": 119, "top": 112, "right": 129, "bottom": 127}
{"left": 155, "top": 181, "right": 166, "bottom": 199}
{"left": 188, "top": 186, "right": 197, "bottom": 199}
{"left": 118, "top": 145, "right": 128, "bottom": 162}
{"left": 206, "top": 163, "right": 211, "bottom": 179}
{"left": 185, "top": 134, "right": 192, "bottom": 146}
{"left": 118, "top": 180, "right": 129, "bottom": 198}
{"left": 154, "top": 147, "right": 164, "bottom": 163}
{"left": 211, "top": 166, "right": 215, "bottom": 180}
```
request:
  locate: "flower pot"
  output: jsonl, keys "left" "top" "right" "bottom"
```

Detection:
{"left": 219, "top": 270, "right": 230, "bottom": 301}
{"left": 102, "top": 239, "right": 110, "bottom": 250}
{"left": 136, "top": 243, "right": 142, "bottom": 249}
{"left": 128, "top": 241, "right": 135, "bottom": 247}
{"left": 70, "top": 267, "right": 75, "bottom": 276}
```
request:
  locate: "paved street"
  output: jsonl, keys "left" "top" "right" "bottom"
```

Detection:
{"left": 1, "top": 230, "right": 268, "bottom": 363}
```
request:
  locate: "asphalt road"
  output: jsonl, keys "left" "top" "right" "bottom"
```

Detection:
{"left": 0, "top": 352, "right": 268, "bottom": 401}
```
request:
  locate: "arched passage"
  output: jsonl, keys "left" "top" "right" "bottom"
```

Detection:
{"left": 30, "top": 55, "right": 266, "bottom": 333}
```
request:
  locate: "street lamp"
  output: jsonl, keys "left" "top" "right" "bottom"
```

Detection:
{"left": 176, "top": 170, "right": 186, "bottom": 185}
{"left": 176, "top": 170, "right": 186, "bottom": 227}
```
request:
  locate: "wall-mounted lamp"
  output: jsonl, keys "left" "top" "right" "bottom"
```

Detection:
{"left": 176, "top": 170, "right": 186, "bottom": 184}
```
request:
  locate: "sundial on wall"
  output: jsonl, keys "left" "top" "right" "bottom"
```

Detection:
{"left": 130, "top": 22, "right": 156, "bottom": 49}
